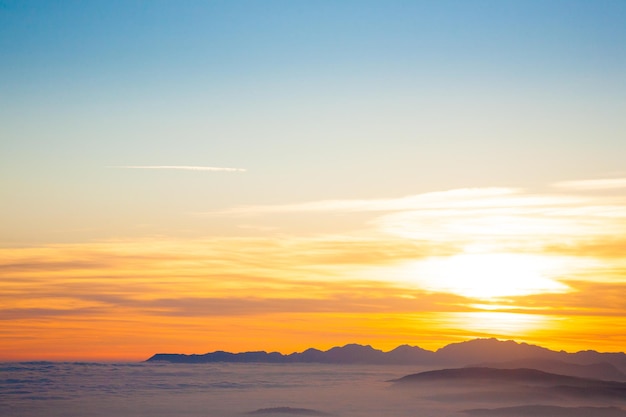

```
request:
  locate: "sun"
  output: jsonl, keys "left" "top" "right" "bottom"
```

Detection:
{"left": 446, "top": 311, "right": 552, "bottom": 335}
{"left": 407, "top": 252, "right": 569, "bottom": 299}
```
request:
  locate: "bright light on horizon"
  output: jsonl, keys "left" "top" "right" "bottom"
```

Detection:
{"left": 399, "top": 253, "right": 570, "bottom": 299}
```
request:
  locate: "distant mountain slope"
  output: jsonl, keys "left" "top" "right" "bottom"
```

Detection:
{"left": 464, "top": 405, "right": 626, "bottom": 417}
{"left": 247, "top": 407, "right": 331, "bottom": 416}
{"left": 146, "top": 338, "right": 626, "bottom": 372}
{"left": 470, "top": 357, "right": 626, "bottom": 381}
{"left": 391, "top": 367, "right": 626, "bottom": 403}
{"left": 391, "top": 367, "right": 626, "bottom": 388}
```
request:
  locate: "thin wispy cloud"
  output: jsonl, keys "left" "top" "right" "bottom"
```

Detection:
{"left": 553, "top": 178, "right": 626, "bottom": 190}
{"left": 109, "top": 165, "right": 246, "bottom": 172}
{"left": 218, "top": 188, "right": 522, "bottom": 215}
{"left": 216, "top": 187, "right": 588, "bottom": 218}
{"left": 206, "top": 185, "right": 626, "bottom": 253}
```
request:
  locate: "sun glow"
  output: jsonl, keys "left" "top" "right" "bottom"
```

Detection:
{"left": 446, "top": 311, "right": 553, "bottom": 335}
{"left": 407, "top": 253, "right": 569, "bottom": 299}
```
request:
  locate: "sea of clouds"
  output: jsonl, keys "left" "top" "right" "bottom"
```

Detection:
{"left": 2, "top": 361, "right": 625, "bottom": 417}
{"left": 0, "top": 362, "right": 459, "bottom": 417}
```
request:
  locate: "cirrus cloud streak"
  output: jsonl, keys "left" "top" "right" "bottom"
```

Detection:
{"left": 109, "top": 165, "right": 246, "bottom": 172}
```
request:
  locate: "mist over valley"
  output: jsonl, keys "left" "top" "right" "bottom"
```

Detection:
{"left": 4, "top": 339, "right": 626, "bottom": 417}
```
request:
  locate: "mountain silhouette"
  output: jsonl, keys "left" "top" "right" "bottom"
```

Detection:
{"left": 464, "top": 405, "right": 626, "bottom": 417}
{"left": 434, "top": 338, "right": 553, "bottom": 365}
{"left": 247, "top": 407, "right": 332, "bottom": 416}
{"left": 146, "top": 338, "right": 626, "bottom": 376}
{"left": 391, "top": 367, "right": 626, "bottom": 387}
{"left": 470, "top": 357, "right": 626, "bottom": 381}
{"left": 391, "top": 367, "right": 626, "bottom": 404}
{"left": 148, "top": 342, "right": 434, "bottom": 365}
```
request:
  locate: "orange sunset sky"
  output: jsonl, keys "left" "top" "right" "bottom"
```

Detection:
{"left": 2, "top": 1, "right": 626, "bottom": 361}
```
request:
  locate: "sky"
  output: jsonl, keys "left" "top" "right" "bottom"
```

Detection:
{"left": 1, "top": 0, "right": 626, "bottom": 361}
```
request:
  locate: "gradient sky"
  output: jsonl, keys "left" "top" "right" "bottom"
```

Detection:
{"left": 1, "top": 0, "right": 626, "bottom": 361}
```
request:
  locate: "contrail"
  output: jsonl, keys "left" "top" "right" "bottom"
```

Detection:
{"left": 109, "top": 165, "right": 246, "bottom": 172}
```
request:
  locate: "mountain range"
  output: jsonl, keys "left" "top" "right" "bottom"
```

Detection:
{"left": 147, "top": 338, "right": 626, "bottom": 379}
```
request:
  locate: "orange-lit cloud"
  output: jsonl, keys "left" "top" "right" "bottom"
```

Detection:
{"left": 2, "top": 181, "right": 626, "bottom": 360}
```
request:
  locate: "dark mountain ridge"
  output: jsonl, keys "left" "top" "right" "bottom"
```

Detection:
{"left": 464, "top": 405, "right": 626, "bottom": 417}
{"left": 392, "top": 367, "right": 626, "bottom": 388}
{"left": 472, "top": 357, "right": 626, "bottom": 382}
{"left": 392, "top": 367, "right": 626, "bottom": 404}
{"left": 147, "top": 338, "right": 626, "bottom": 377}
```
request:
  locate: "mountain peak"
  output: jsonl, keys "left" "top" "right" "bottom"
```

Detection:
{"left": 435, "top": 338, "right": 555, "bottom": 365}
{"left": 147, "top": 338, "right": 626, "bottom": 372}
{"left": 333, "top": 343, "right": 377, "bottom": 351}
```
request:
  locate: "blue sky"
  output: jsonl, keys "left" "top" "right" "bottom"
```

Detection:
{"left": 3, "top": 1, "right": 626, "bottom": 359}
{"left": 2, "top": 0, "right": 626, "bottom": 244}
